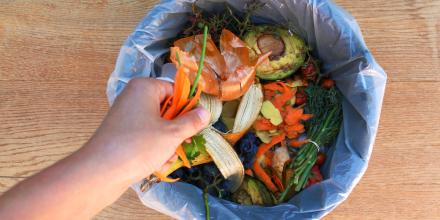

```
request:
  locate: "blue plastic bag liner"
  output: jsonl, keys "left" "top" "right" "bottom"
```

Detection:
{"left": 107, "top": 0, "right": 387, "bottom": 219}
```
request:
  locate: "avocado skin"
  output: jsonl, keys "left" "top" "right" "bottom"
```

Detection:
{"left": 244, "top": 26, "right": 307, "bottom": 80}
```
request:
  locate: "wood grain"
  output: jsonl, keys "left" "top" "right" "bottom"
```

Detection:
{"left": 0, "top": 80, "right": 108, "bottom": 177}
{"left": 0, "top": 0, "right": 439, "bottom": 219}
{"left": 333, "top": 0, "right": 440, "bottom": 82}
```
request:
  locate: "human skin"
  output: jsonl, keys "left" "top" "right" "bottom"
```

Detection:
{"left": 0, "top": 78, "right": 211, "bottom": 220}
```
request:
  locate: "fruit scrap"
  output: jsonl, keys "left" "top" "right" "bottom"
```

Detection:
{"left": 256, "top": 133, "right": 285, "bottom": 158}
{"left": 252, "top": 160, "right": 278, "bottom": 193}
{"left": 252, "top": 133, "right": 285, "bottom": 192}
{"left": 321, "top": 78, "right": 335, "bottom": 89}
{"left": 300, "top": 58, "right": 319, "bottom": 81}
{"left": 170, "top": 29, "right": 270, "bottom": 101}
{"left": 305, "top": 165, "right": 323, "bottom": 187}
{"left": 289, "top": 139, "right": 310, "bottom": 148}
{"left": 261, "top": 100, "right": 283, "bottom": 126}
{"left": 155, "top": 27, "right": 209, "bottom": 181}
{"left": 272, "top": 146, "right": 290, "bottom": 178}
{"left": 254, "top": 118, "right": 277, "bottom": 131}
{"left": 315, "top": 152, "right": 326, "bottom": 166}
{"left": 245, "top": 169, "right": 254, "bottom": 177}
{"left": 243, "top": 25, "right": 307, "bottom": 80}
{"left": 254, "top": 82, "right": 312, "bottom": 142}
{"left": 264, "top": 151, "right": 274, "bottom": 167}
{"left": 251, "top": 80, "right": 315, "bottom": 192}
{"left": 263, "top": 82, "right": 295, "bottom": 110}
{"left": 272, "top": 172, "right": 284, "bottom": 191}
{"left": 295, "top": 88, "right": 307, "bottom": 106}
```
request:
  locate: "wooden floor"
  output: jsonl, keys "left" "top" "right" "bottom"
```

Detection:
{"left": 1, "top": 0, "right": 439, "bottom": 219}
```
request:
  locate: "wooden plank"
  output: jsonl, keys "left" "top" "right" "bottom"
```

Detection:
{"left": 0, "top": 0, "right": 439, "bottom": 82}
{"left": 0, "top": 80, "right": 108, "bottom": 177}
{"left": 0, "top": 0, "right": 158, "bottom": 82}
{"left": 0, "top": 177, "right": 170, "bottom": 220}
{"left": 95, "top": 190, "right": 172, "bottom": 220}
{"left": 333, "top": 0, "right": 440, "bottom": 82}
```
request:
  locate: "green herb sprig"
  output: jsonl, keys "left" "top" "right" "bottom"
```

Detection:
{"left": 204, "top": 188, "right": 210, "bottom": 220}
{"left": 189, "top": 25, "right": 208, "bottom": 97}
{"left": 183, "top": 134, "right": 207, "bottom": 161}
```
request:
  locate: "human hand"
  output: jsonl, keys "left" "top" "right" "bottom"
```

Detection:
{"left": 84, "top": 78, "right": 211, "bottom": 183}
{"left": 0, "top": 78, "right": 212, "bottom": 220}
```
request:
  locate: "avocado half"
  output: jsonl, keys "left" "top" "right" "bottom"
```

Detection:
{"left": 244, "top": 26, "right": 307, "bottom": 80}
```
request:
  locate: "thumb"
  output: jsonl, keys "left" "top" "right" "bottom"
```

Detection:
{"left": 172, "top": 107, "right": 211, "bottom": 139}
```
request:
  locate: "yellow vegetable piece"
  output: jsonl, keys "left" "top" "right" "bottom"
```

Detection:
{"left": 261, "top": 100, "right": 283, "bottom": 126}
{"left": 256, "top": 130, "right": 272, "bottom": 143}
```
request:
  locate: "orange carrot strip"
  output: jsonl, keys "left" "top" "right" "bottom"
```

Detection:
{"left": 272, "top": 83, "right": 294, "bottom": 109}
{"left": 178, "top": 84, "right": 203, "bottom": 116}
{"left": 160, "top": 96, "right": 173, "bottom": 116}
{"left": 263, "top": 82, "right": 284, "bottom": 92}
{"left": 253, "top": 161, "right": 278, "bottom": 193}
{"left": 163, "top": 68, "right": 186, "bottom": 119}
{"left": 284, "top": 107, "right": 304, "bottom": 125}
{"left": 156, "top": 68, "right": 204, "bottom": 181}
{"left": 163, "top": 102, "right": 177, "bottom": 120}
{"left": 264, "top": 151, "right": 274, "bottom": 167}
{"left": 285, "top": 124, "right": 305, "bottom": 133}
{"left": 256, "top": 133, "right": 285, "bottom": 157}
{"left": 254, "top": 118, "right": 277, "bottom": 131}
{"left": 290, "top": 139, "right": 309, "bottom": 148}
{"left": 176, "top": 144, "right": 191, "bottom": 168}
{"left": 301, "top": 114, "right": 313, "bottom": 121}
{"left": 153, "top": 171, "right": 180, "bottom": 183}
{"left": 272, "top": 172, "right": 285, "bottom": 191}
{"left": 264, "top": 89, "right": 276, "bottom": 100}
{"left": 286, "top": 131, "right": 299, "bottom": 139}
{"left": 176, "top": 73, "right": 191, "bottom": 110}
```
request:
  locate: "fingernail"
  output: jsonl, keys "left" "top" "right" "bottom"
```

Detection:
{"left": 195, "top": 107, "right": 211, "bottom": 126}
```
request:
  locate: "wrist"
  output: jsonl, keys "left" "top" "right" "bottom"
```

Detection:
{"left": 78, "top": 140, "right": 146, "bottom": 188}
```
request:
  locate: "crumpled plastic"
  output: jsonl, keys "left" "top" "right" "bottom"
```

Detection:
{"left": 106, "top": 0, "right": 387, "bottom": 219}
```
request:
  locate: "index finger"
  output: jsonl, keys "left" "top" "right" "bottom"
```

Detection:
{"left": 151, "top": 78, "right": 174, "bottom": 102}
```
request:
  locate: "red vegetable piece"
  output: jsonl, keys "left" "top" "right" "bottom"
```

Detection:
{"left": 295, "top": 89, "right": 307, "bottom": 105}
{"left": 321, "top": 78, "right": 335, "bottom": 89}
{"left": 316, "top": 152, "right": 326, "bottom": 166}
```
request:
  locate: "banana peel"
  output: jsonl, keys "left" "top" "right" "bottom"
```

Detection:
{"left": 145, "top": 83, "right": 263, "bottom": 193}
{"left": 201, "top": 128, "right": 244, "bottom": 192}
{"left": 199, "top": 83, "right": 263, "bottom": 191}
{"left": 219, "top": 83, "right": 264, "bottom": 145}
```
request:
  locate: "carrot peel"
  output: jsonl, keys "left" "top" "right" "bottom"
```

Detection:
{"left": 253, "top": 161, "right": 278, "bottom": 193}
{"left": 272, "top": 172, "right": 285, "bottom": 191}
{"left": 176, "top": 144, "right": 191, "bottom": 168}
{"left": 256, "top": 133, "right": 285, "bottom": 157}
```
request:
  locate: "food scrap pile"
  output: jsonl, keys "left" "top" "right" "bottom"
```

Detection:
{"left": 142, "top": 3, "right": 343, "bottom": 211}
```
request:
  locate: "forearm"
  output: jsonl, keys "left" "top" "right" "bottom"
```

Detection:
{"left": 0, "top": 78, "right": 209, "bottom": 219}
{"left": 0, "top": 140, "right": 140, "bottom": 220}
